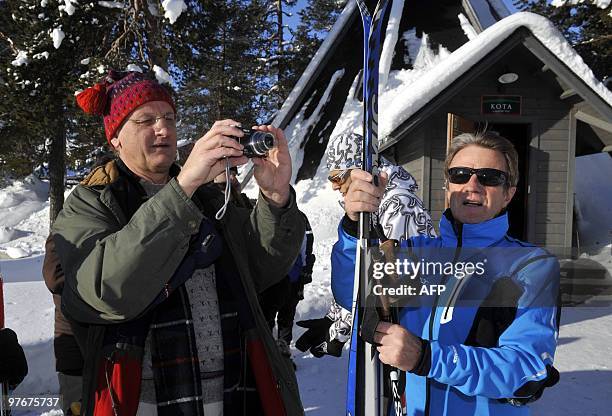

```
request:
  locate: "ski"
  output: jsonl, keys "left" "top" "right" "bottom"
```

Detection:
{"left": 346, "top": 0, "right": 396, "bottom": 415}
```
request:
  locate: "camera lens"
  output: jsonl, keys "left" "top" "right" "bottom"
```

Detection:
{"left": 240, "top": 130, "right": 276, "bottom": 158}
{"left": 251, "top": 132, "right": 275, "bottom": 156}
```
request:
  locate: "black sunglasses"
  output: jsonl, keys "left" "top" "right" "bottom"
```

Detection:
{"left": 447, "top": 167, "right": 508, "bottom": 187}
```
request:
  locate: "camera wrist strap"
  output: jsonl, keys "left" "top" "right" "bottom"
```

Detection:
{"left": 214, "top": 158, "right": 232, "bottom": 220}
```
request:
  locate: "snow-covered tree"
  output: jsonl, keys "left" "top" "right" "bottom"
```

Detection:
{"left": 513, "top": 0, "right": 611, "bottom": 84}
{"left": 0, "top": 0, "right": 187, "bottom": 224}
{"left": 277, "top": 0, "right": 346, "bottom": 105}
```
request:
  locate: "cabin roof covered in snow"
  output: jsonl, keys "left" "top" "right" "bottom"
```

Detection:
{"left": 379, "top": 11, "right": 612, "bottom": 148}
{"left": 272, "top": 0, "right": 510, "bottom": 130}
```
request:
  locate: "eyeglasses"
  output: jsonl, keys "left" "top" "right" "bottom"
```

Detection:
{"left": 128, "top": 112, "right": 177, "bottom": 127}
{"left": 447, "top": 167, "right": 508, "bottom": 187}
{"left": 328, "top": 169, "right": 352, "bottom": 184}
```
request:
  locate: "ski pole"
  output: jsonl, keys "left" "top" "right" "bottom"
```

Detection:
{"left": 349, "top": 0, "right": 399, "bottom": 414}
{"left": 0, "top": 272, "right": 12, "bottom": 416}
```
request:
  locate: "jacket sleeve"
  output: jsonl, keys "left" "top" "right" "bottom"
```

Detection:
{"left": 239, "top": 187, "right": 306, "bottom": 293}
{"left": 425, "top": 255, "right": 560, "bottom": 399}
{"left": 52, "top": 178, "right": 204, "bottom": 323}
{"left": 331, "top": 220, "right": 358, "bottom": 310}
{"left": 302, "top": 218, "right": 315, "bottom": 275}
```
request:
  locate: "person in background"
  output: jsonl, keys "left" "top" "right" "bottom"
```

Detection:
{"left": 296, "top": 131, "right": 435, "bottom": 357}
{"left": 0, "top": 327, "right": 28, "bottom": 390}
{"left": 43, "top": 236, "right": 84, "bottom": 416}
{"left": 260, "top": 212, "right": 315, "bottom": 364}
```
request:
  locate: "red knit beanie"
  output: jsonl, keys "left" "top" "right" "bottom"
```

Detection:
{"left": 75, "top": 70, "right": 176, "bottom": 143}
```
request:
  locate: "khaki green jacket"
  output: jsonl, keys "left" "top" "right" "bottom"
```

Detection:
{"left": 52, "top": 160, "right": 305, "bottom": 415}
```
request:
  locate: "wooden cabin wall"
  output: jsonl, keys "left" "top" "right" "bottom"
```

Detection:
{"left": 392, "top": 61, "right": 576, "bottom": 245}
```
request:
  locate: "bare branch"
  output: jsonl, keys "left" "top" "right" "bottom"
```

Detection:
{"left": 576, "top": 34, "right": 612, "bottom": 46}
{"left": 0, "top": 32, "right": 19, "bottom": 55}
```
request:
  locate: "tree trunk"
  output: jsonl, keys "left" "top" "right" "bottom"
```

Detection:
{"left": 48, "top": 115, "right": 66, "bottom": 228}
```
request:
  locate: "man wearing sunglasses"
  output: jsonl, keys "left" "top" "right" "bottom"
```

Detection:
{"left": 331, "top": 132, "right": 560, "bottom": 415}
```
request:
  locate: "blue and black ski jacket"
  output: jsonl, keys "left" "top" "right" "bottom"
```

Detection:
{"left": 332, "top": 209, "right": 560, "bottom": 416}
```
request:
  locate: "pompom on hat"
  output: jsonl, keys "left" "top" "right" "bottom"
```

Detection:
{"left": 76, "top": 70, "right": 175, "bottom": 144}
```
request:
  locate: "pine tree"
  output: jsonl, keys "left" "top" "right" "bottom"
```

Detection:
{"left": 176, "top": 0, "right": 274, "bottom": 143}
{"left": 0, "top": 0, "right": 121, "bottom": 224}
{"left": 0, "top": 0, "right": 189, "bottom": 224}
{"left": 513, "top": 0, "right": 611, "bottom": 83}
{"left": 284, "top": 0, "right": 346, "bottom": 94}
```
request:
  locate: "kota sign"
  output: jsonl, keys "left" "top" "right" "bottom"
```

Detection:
{"left": 481, "top": 96, "right": 521, "bottom": 115}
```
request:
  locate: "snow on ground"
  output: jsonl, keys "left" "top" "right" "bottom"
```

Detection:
{"left": 1, "top": 154, "right": 611, "bottom": 415}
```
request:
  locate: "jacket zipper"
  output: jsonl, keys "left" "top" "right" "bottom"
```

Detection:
{"left": 425, "top": 222, "right": 463, "bottom": 416}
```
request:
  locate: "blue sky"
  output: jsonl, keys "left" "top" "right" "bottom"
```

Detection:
{"left": 285, "top": 0, "right": 519, "bottom": 33}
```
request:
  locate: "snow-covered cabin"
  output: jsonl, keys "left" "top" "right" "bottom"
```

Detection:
{"left": 276, "top": 0, "right": 612, "bottom": 250}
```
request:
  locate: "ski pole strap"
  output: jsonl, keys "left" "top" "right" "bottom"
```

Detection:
{"left": 409, "top": 338, "right": 432, "bottom": 377}
{"left": 360, "top": 295, "right": 381, "bottom": 346}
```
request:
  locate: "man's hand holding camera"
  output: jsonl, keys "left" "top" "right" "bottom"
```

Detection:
{"left": 177, "top": 120, "right": 291, "bottom": 206}
{"left": 250, "top": 125, "right": 292, "bottom": 207}
{"left": 177, "top": 119, "right": 247, "bottom": 197}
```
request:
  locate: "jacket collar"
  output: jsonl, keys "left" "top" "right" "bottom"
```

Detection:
{"left": 439, "top": 209, "right": 508, "bottom": 248}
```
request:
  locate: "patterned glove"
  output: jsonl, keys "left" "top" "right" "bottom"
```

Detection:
{"left": 295, "top": 301, "right": 352, "bottom": 358}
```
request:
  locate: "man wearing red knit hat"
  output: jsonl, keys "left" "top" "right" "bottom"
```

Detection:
{"left": 49, "top": 70, "right": 305, "bottom": 416}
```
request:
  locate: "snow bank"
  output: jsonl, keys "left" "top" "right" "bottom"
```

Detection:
{"left": 0, "top": 175, "right": 49, "bottom": 258}
{"left": 574, "top": 153, "right": 612, "bottom": 250}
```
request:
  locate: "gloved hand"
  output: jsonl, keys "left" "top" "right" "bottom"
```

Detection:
{"left": 0, "top": 328, "right": 28, "bottom": 388}
{"left": 299, "top": 271, "right": 312, "bottom": 285}
{"left": 296, "top": 283, "right": 305, "bottom": 301}
{"left": 295, "top": 317, "right": 344, "bottom": 357}
{"left": 295, "top": 301, "right": 352, "bottom": 358}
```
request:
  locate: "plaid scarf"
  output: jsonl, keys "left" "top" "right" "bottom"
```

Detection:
{"left": 150, "top": 285, "right": 204, "bottom": 415}
{"left": 101, "top": 219, "right": 223, "bottom": 416}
